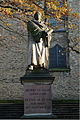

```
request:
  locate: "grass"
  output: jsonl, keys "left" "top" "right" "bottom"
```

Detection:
{"left": 0, "top": 99, "right": 79, "bottom": 103}
{"left": 49, "top": 68, "right": 70, "bottom": 72}
{"left": 0, "top": 100, "right": 24, "bottom": 104}
{"left": 52, "top": 99, "right": 79, "bottom": 103}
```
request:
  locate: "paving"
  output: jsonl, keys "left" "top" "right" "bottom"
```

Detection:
{"left": 0, "top": 101, "right": 79, "bottom": 119}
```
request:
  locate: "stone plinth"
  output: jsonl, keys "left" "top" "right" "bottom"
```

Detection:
{"left": 20, "top": 68, "right": 55, "bottom": 118}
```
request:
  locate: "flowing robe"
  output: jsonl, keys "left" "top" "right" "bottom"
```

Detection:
{"left": 27, "top": 20, "right": 53, "bottom": 68}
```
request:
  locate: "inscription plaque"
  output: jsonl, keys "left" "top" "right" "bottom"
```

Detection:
{"left": 24, "top": 84, "right": 52, "bottom": 115}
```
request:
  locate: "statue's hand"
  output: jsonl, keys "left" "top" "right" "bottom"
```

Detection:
{"left": 47, "top": 29, "right": 53, "bottom": 34}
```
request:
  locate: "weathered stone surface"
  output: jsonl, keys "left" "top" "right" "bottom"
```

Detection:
{"left": 24, "top": 84, "right": 52, "bottom": 114}
{"left": 50, "top": 32, "right": 68, "bottom": 48}
{"left": 0, "top": 83, "right": 23, "bottom": 100}
{"left": 0, "top": 0, "right": 79, "bottom": 100}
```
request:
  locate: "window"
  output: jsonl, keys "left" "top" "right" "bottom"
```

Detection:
{"left": 49, "top": 44, "right": 67, "bottom": 69}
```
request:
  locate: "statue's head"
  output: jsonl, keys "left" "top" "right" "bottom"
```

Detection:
{"left": 34, "top": 12, "right": 42, "bottom": 22}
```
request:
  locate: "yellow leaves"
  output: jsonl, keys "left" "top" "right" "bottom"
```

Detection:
{"left": 46, "top": 0, "right": 68, "bottom": 19}
{"left": 72, "top": 13, "right": 79, "bottom": 17}
{"left": 0, "top": 0, "right": 79, "bottom": 25}
{"left": 5, "top": 8, "right": 12, "bottom": 14}
{"left": 58, "top": 6, "right": 67, "bottom": 15}
{"left": 67, "top": 23, "right": 78, "bottom": 30}
{"left": 3, "top": 23, "right": 12, "bottom": 26}
{"left": 25, "top": 11, "right": 33, "bottom": 16}
{"left": 1, "top": 8, "right": 13, "bottom": 16}
{"left": 52, "top": 4, "right": 57, "bottom": 10}
{"left": 44, "top": 14, "right": 50, "bottom": 19}
{"left": 55, "top": 1, "right": 60, "bottom": 6}
{"left": 1, "top": 20, "right": 12, "bottom": 26}
{"left": 39, "top": 10, "right": 44, "bottom": 15}
{"left": 68, "top": 8, "right": 72, "bottom": 12}
{"left": 65, "top": 21, "right": 76, "bottom": 29}
{"left": 13, "top": 0, "right": 24, "bottom": 4}
{"left": 67, "top": 24, "right": 74, "bottom": 29}
{"left": 55, "top": 12, "right": 61, "bottom": 20}
{"left": 0, "top": 7, "right": 2, "bottom": 12}
{"left": 69, "top": 12, "right": 79, "bottom": 19}
{"left": 46, "top": 2, "right": 58, "bottom": 10}
{"left": 64, "top": 1, "right": 67, "bottom": 8}
{"left": 46, "top": 2, "right": 51, "bottom": 8}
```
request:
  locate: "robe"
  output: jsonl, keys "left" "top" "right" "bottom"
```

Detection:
{"left": 27, "top": 20, "right": 53, "bottom": 68}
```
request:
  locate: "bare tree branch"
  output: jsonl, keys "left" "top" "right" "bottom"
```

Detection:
{"left": 69, "top": 46, "right": 80, "bottom": 54}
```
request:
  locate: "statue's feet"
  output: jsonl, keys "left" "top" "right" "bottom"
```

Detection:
{"left": 27, "top": 64, "right": 34, "bottom": 71}
{"left": 27, "top": 64, "right": 47, "bottom": 71}
{"left": 27, "top": 64, "right": 41, "bottom": 71}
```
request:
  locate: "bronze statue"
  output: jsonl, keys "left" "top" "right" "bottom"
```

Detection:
{"left": 27, "top": 12, "right": 53, "bottom": 70}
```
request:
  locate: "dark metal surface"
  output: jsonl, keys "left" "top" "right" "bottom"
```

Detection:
{"left": 20, "top": 68, "right": 55, "bottom": 84}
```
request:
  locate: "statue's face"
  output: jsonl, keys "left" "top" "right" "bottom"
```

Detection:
{"left": 34, "top": 12, "right": 42, "bottom": 22}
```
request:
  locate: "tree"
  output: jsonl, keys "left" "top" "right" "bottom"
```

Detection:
{"left": 0, "top": 0, "right": 79, "bottom": 53}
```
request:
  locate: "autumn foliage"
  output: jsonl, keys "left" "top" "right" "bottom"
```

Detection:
{"left": 0, "top": 0, "right": 79, "bottom": 54}
{"left": 0, "top": 0, "right": 79, "bottom": 22}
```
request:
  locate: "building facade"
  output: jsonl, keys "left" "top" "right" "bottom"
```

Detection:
{"left": 0, "top": 0, "right": 79, "bottom": 100}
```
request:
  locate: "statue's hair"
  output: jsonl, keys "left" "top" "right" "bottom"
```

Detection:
{"left": 34, "top": 12, "right": 42, "bottom": 22}
{"left": 34, "top": 12, "right": 38, "bottom": 20}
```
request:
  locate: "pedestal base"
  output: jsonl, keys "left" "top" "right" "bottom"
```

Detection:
{"left": 21, "top": 113, "right": 57, "bottom": 119}
{"left": 20, "top": 69, "right": 55, "bottom": 119}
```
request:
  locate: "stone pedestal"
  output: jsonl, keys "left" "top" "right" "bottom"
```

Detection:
{"left": 20, "top": 68, "right": 55, "bottom": 118}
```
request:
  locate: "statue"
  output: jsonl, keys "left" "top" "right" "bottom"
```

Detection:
{"left": 27, "top": 12, "right": 53, "bottom": 70}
